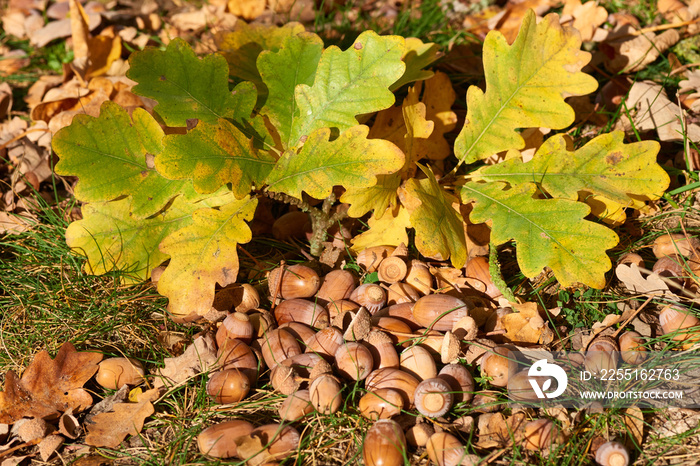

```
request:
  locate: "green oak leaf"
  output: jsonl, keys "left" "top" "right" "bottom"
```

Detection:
{"left": 157, "top": 118, "right": 277, "bottom": 197}
{"left": 258, "top": 32, "right": 324, "bottom": 148}
{"left": 476, "top": 132, "right": 669, "bottom": 204}
{"left": 290, "top": 31, "right": 405, "bottom": 147}
{"left": 265, "top": 125, "right": 404, "bottom": 199}
{"left": 216, "top": 22, "right": 307, "bottom": 98}
{"left": 400, "top": 165, "right": 467, "bottom": 268}
{"left": 390, "top": 37, "right": 441, "bottom": 91}
{"left": 462, "top": 182, "right": 619, "bottom": 288}
{"left": 454, "top": 11, "right": 598, "bottom": 164}
{"left": 128, "top": 38, "right": 253, "bottom": 126}
{"left": 157, "top": 197, "right": 257, "bottom": 317}
{"left": 53, "top": 102, "right": 190, "bottom": 219}
{"left": 65, "top": 194, "right": 230, "bottom": 283}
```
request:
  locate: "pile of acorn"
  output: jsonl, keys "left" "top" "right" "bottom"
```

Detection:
{"left": 94, "top": 234, "right": 700, "bottom": 466}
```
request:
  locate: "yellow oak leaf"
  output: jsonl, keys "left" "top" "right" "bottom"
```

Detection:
{"left": 350, "top": 205, "right": 411, "bottom": 253}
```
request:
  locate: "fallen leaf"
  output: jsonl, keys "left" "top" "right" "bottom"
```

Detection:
{"left": 0, "top": 83, "right": 12, "bottom": 122}
{"left": 0, "top": 50, "right": 30, "bottom": 77}
{"left": 350, "top": 205, "right": 411, "bottom": 253}
{"left": 0, "top": 342, "right": 102, "bottom": 424}
{"left": 153, "top": 334, "right": 218, "bottom": 388}
{"left": 679, "top": 69, "right": 700, "bottom": 112}
{"left": 604, "top": 29, "right": 680, "bottom": 73}
{"left": 84, "top": 388, "right": 160, "bottom": 448}
{"left": 501, "top": 302, "right": 554, "bottom": 344}
{"left": 625, "top": 407, "right": 644, "bottom": 445}
{"left": 616, "top": 81, "right": 700, "bottom": 142}
{"left": 615, "top": 263, "right": 673, "bottom": 296}
{"left": 562, "top": 0, "right": 608, "bottom": 42}
{"left": 0, "top": 212, "right": 34, "bottom": 234}
{"left": 38, "top": 434, "right": 64, "bottom": 461}
{"left": 29, "top": 14, "right": 100, "bottom": 48}
{"left": 228, "top": 0, "right": 266, "bottom": 20}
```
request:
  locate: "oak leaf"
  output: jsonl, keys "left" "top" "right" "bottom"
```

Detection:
{"left": 562, "top": 0, "right": 607, "bottom": 42}
{"left": 501, "top": 302, "right": 554, "bottom": 344}
{"left": 153, "top": 334, "right": 218, "bottom": 388}
{"left": 157, "top": 197, "right": 257, "bottom": 317}
{"left": 390, "top": 37, "right": 442, "bottom": 91}
{"left": 350, "top": 206, "right": 411, "bottom": 253}
{"left": 0, "top": 342, "right": 102, "bottom": 424}
{"left": 400, "top": 165, "right": 467, "bottom": 267}
{"left": 84, "top": 388, "right": 160, "bottom": 448}
{"left": 454, "top": 10, "right": 597, "bottom": 164}
{"left": 462, "top": 182, "right": 619, "bottom": 288}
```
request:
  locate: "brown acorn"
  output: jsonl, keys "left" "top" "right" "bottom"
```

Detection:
{"left": 358, "top": 388, "right": 404, "bottom": 420}
{"left": 412, "top": 294, "right": 469, "bottom": 331}
{"left": 362, "top": 419, "right": 406, "bottom": 466}
{"left": 206, "top": 369, "right": 251, "bottom": 404}
{"left": 316, "top": 269, "right": 356, "bottom": 305}
{"left": 268, "top": 264, "right": 320, "bottom": 300}
{"left": 197, "top": 419, "right": 254, "bottom": 458}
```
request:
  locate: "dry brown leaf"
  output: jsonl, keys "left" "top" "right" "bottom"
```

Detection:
{"left": 679, "top": 69, "right": 700, "bottom": 112}
{"left": 153, "top": 334, "right": 218, "bottom": 388}
{"left": 615, "top": 263, "right": 673, "bottom": 296}
{"left": 0, "top": 211, "right": 34, "bottom": 234}
{"left": 38, "top": 434, "right": 64, "bottom": 461}
{"left": 2, "top": 11, "right": 28, "bottom": 39}
{"left": 84, "top": 388, "right": 160, "bottom": 448}
{"left": 659, "top": 0, "right": 687, "bottom": 13}
{"left": 625, "top": 407, "right": 644, "bottom": 445}
{"left": 605, "top": 29, "right": 680, "bottom": 73}
{"left": 501, "top": 302, "right": 554, "bottom": 345}
{"left": 476, "top": 412, "right": 520, "bottom": 448}
{"left": 0, "top": 83, "right": 12, "bottom": 121}
{"left": 0, "top": 342, "right": 102, "bottom": 424}
{"left": 616, "top": 80, "right": 700, "bottom": 142}
{"left": 29, "top": 14, "right": 100, "bottom": 48}
{"left": 562, "top": 0, "right": 608, "bottom": 42}
{"left": 491, "top": 0, "right": 553, "bottom": 44}
{"left": 228, "top": 0, "right": 266, "bottom": 20}
{"left": 0, "top": 50, "right": 30, "bottom": 77}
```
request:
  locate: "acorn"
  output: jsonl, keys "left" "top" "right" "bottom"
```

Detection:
{"left": 304, "top": 326, "right": 344, "bottom": 360}
{"left": 197, "top": 419, "right": 254, "bottom": 458}
{"left": 268, "top": 264, "right": 320, "bottom": 300}
{"left": 216, "top": 312, "right": 255, "bottom": 347}
{"left": 618, "top": 331, "right": 647, "bottom": 364}
{"left": 349, "top": 284, "right": 387, "bottom": 314}
{"left": 326, "top": 299, "right": 361, "bottom": 321}
{"left": 385, "top": 283, "right": 421, "bottom": 305}
{"left": 206, "top": 369, "right": 251, "bottom": 404}
{"left": 377, "top": 256, "right": 408, "bottom": 284}
{"left": 405, "top": 260, "right": 433, "bottom": 295}
{"left": 278, "top": 321, "right": 316, "bottom": 348}
{"left": 405, "top": 423, "right": 435, "bottom": 447}
{"left": 617, "top": 252, "right": 644, "bottom": 268}
{"left": 272, "top": 211, "right": 311, "bottom": 241}
{"left": 217, "top": 338, "right": 259, "bottom": 382}
{"left": 365, "top": 330, "right": 400, "bottom": 370}
{"left": 523, "top": 419, "right": 560, "bottom": 451}
{"left": 585, "top": 336, "right": 619, "bottom": 374}
{"left": 480, "top": 346, "right": 511, "bottom": 387}
{"left": 659, "top": 305, "right": 700, "bottom": 341}
{"left": 358, "top": 388, "right": 404, "bottom": 420}
{"left": 652, "top": 233, "right": 700, "bottom": 259}
{"left": 273, "top": 299, "right": 329, "bottom": 329}
{"left": 374, "top": 302, "right": 421, "bottom": 330}
{"left": 426, "top": 432, "right": 474, "bottom": 466}
{"left": 95, "top": 358, "right": 145, "bottom": 390}
{"left": 362, "top": 419, "right": 406, "bottom": 466}
{"left": 259, "top": 328, "right": 302, "bottom": 370}
{"left": 438, "top": 364, "right": 475, "bottom": 404}
{"left": 400, "top": 345, "right": 437, "bottom": 381}
{"left": 278, "top": 390, "right": 314, "bottom": 422}
{"left": 309, "top": 374, "right": 343, "bottom": 414}
{"left": 465, "top": 256, "right": 502, "bottom": 299}
{"left": 356, "top": 246, "right": 395, "bottom": 273}
{"left": 414, "top": 377, "right": 453, "bottom": 418}
{"left": 595, "top": 440, "right": 629, "bottom": 466}
{"left": 335, "top": 342, "right": 374, "bottom": 381}
{"left": 365, "top": 368, "right": 420, "bottom": 407}
{"left": 316, "top": 269, "right": 356, "bottom": 305}
{"left": 412, "top": 294, "right": 469, "bottom": 331}
{"left": 234, "top": 424, "right": 300, "bottom": 464}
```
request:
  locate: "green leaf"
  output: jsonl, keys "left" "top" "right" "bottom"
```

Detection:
{"left": 290, "top": 31, "right": 405, "bottom": 146}
{"left": 157, "top": 197, "right": 257, "bottom": 317}
{"left": 216, "top": 22, "right": 307, "bottom": 97}
{"left": 454, "top": 11, "right": 598, "bottom": 164}
{"left": 390, "top": 37, "right": 441, "bottom": 91}
{"left": 157, "top": 118, "right": 277, "bottom": 197}
{"left": 128, "top": 38, "right": 251, "bottom": 126}
{"left": 258, "top": 32, "right": 324, "bottom": 148}
{"left": 266, "top": 125, "right": 404, "bottom": 199}
{"left": 53, "top": 102, "right": 189, "bottom": 219}
{"left": 462, "top": 182, "right": 619, "bottom": 288}
{"left": 400, "top": 165, "right": 467, "bottom": 268}
{"left": 477, "top": 132, "right": 669, "bottom": 204}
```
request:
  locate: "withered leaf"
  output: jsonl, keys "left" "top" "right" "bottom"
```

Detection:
{"left": 0, "top": 342, "right": 102, "bottom": 424}
{"left": 153, "top": 334, "right": 218, "bottom": 388}
{"left": 84, "top": 388, "right": 161, "bottom": 448}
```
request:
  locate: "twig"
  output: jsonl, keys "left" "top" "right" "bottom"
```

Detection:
{"left": 612, "top": 295, "right": 654, "bottom": 339}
